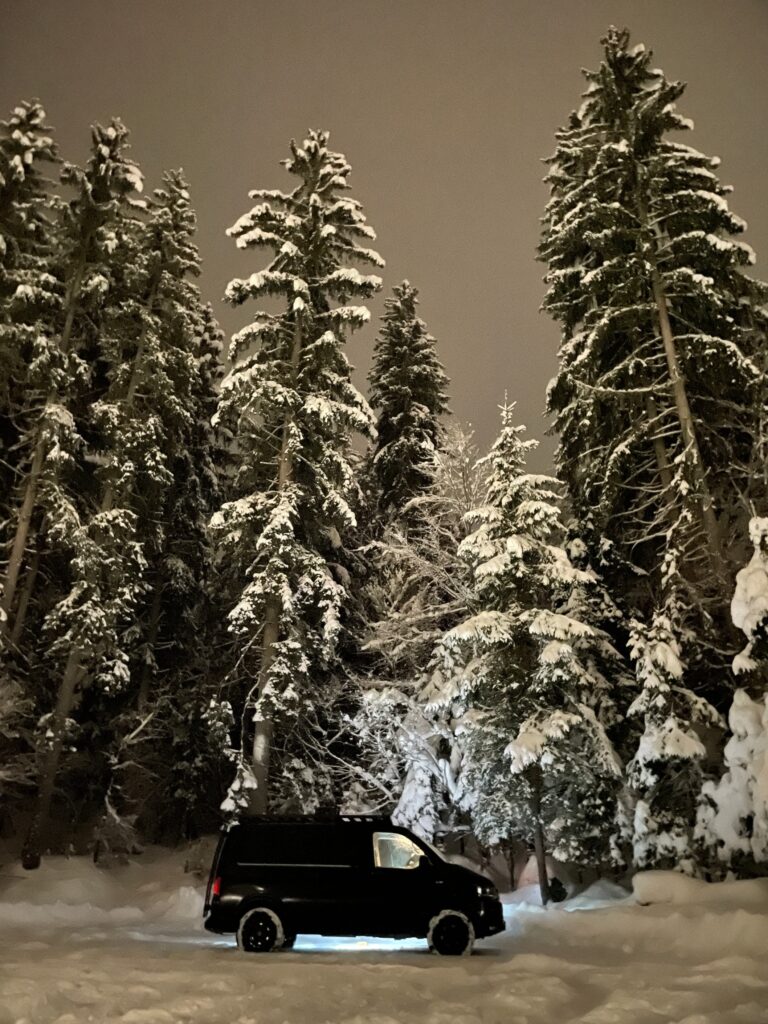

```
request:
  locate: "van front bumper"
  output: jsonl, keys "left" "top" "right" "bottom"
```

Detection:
{"left": 475, "top": 897, "right": 505, "bottom": 938}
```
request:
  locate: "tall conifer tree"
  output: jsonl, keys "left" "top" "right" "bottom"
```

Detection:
{"left": 20, "top": 123, "right": 155, "bottom": 866}
{"left": 540, "top": 28, "right": 768, "bottom": 866}
{"left": 1, "top": 120, "right": 143, "bottom": 642}
{"left": 89, "top": 173, "right": 225, "bottom": 846}
{"left": 211, "top": 130, "right": 383, "bottom": 813}
{"left": 0, "top": 101, "right": 59, "bottom": 510}
{"left": 0, "top": 101, "right": 59, "bottom": 805}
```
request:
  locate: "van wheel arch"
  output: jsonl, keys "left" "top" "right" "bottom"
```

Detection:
{"left": 239, "top": 896, "right": 291, "bottom": 928}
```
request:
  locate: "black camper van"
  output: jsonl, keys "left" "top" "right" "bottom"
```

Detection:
{"left": 204, "top": 815, "right": 504, "bottom": 956}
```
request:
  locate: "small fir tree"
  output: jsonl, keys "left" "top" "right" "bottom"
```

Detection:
{"left": 697, "top": 518, "right": 768, "bottom": 874}
{"left": 368, "top": 281, "right": 449, "bottom": 522}
{"left": 626, "top": 601, "right": 722, "bottom": 871}
{"left": 351, "top": 425, "right": 483, "bottom": 835}
{"left": 434, "top": 405, "right": 629, "bottom": 899}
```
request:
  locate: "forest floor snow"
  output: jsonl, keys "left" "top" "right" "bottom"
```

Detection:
{"left": 0, "top": 850, "right": 767, "bottom": 1024}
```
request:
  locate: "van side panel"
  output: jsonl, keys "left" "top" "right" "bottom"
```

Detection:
{"left": 207, "top": 822, "right": 375, "bottom": 935}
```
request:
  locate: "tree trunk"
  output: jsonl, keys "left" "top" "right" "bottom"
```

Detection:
{"left": 251, "top": 718, "right": 275, "bottom": 815}
{"left": 8, "top": 535, "right": 42, "bottom": 645}
{"left": 633, "top": 174, "right": 728, "bottom": 582}
{"left": 250, "top": 593, "right": 280, "bottom": 814}
{"left": 505, "top": 841, "right": 516, "bottom": 892}
{"left": 529, "top": 767, "right": 550, "bottom": 906}
{"left": 21, "top": 647, "right": 83, "bottom": 868}
{"left": 137, "top": 582, "right": 163, "bottom": 714}
{"left": 1, "top": 258, "right": 88, "bottom": 631}
{"left": 249, "top": 321, "right": 303, "bottom": 811}
{"left": 533, "top": 820, "right": 550, "bottom": 906}
{"left": 650, "top": 268, "right": 727, "bottom": 579}
{"left": 1, "top": 442, "right": 46, "bottom": 632}
{"left": 645, "top": 394, "right": 673, "bottom": 492}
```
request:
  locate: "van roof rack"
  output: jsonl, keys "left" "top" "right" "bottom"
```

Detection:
{"left": 340, "top": 813, "right": 392, "bottom": 823}
{"left": 237, "top": 811, "right": 392, "bottom": 825}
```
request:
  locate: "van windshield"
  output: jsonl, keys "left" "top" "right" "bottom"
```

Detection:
{"left": 373, "top": 831, "right": 422, "bottom": 869}
{"left": 372, "top": 831, "right": 447, "bottom": 869}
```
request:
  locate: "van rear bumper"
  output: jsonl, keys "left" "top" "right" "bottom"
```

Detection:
{"left": 203, "top": 904, "right": 240, "bottom": 934}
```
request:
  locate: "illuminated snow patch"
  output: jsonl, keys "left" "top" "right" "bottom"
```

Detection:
{"left": 294, "top": 934, "right": 426, "bottom": 952}
{"left": 125, "top": 928, "right": 234, "bottom": 947}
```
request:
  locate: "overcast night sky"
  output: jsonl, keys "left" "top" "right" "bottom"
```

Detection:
{"left": 2, "top": 0, "right": 767, "bottom": 469}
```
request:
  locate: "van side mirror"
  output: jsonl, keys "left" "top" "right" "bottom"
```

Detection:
{"left": 417, "top": 854, "right": 431, "bottom": 871}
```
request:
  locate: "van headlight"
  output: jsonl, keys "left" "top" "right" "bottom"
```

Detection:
{"left": 477, "top": 883, "right": 498, "bottom": 898}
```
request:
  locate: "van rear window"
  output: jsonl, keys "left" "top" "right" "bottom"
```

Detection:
{"left": 222, "top": 824, "right": 365, "bottom": 867}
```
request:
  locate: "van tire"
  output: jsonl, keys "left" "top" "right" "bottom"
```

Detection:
{"left": 427, "top": 910, "right": 475, "bottom": 956}
{"left": 237, "top": 906, "right": 285, "bottom": 953}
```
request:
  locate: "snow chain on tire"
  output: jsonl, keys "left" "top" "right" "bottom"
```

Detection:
{"left": 237, "top": 906, "right": 285, "bottom": 953}
{"left": 427, "top": 909, "right": 475, "bottom": 956}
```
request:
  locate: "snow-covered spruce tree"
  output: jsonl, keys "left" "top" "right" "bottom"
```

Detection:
{"left": 0, "top": 102, "right": 59, "bottom": 809}
{"left": 540, "top": 27, "right": 767, "bottom": 712}
{"left": 20, "top": 123, "right": 151, "bottom": 866}
{"left": 103, "top": 170, "right": 206, "bottom": 702}
{"left": 123, "top": 300, "right": 230, "bottom": 842}
{"left": 211, "top": 130, "right": 383, "bottom": 814}
{"left": 697, "top": 518, "right": 768, "bottom": 874}
{"left": 87, "top": 174, "right": 229, "bottom": 847}
{"left": 434, "top": 405, "right": 628, "bottom": 898}
{"left": 0, "top": 101, "right": 59, "bottom": 514}
{"left": 697, "top": 690, "right": 768, "bottom": 876}
{"left": 626, "top": 598, "right": 723, "bottom": 871}
{"left": 348, "top": 425, "right": 484, "bottom": 836}
{"left": 1, "top": 120, "right": 143, "bottom": 645}
{"left": 338, "top": 292, "right": 450, "bottom": 829}
{"left": 142, "top": 301, "right": 226, "bottom": 686}
{"left": 368, "top": 281, "right": 449, "bottom": 523}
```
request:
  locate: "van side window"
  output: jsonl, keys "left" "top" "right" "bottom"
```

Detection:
{"left": 373, "top": 831, "right": 423, "bottom": 870}
{"left": 227, "top": 824, "right": 361, "bottom": 867}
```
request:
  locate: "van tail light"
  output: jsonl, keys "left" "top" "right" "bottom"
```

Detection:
{"left": 212, "top": 876, "right": 222, "bottom": 898}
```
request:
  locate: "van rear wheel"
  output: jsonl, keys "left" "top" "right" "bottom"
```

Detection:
{"left": 237, "top": 907, "right": 285, "bottom": 953}
{"left": 428, "top": 910, "right": 475, "bottom": 956}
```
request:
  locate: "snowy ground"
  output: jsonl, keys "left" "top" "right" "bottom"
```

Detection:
{"left": 1, "top": 850, "right": 767, "bottom": 1024}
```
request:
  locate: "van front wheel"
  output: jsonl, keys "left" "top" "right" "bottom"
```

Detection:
{"left": 237, "top": 907, "right": 285, "bottom": 953}
{"left": 427, "top": 910, "right": 475, "bottom": 956}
